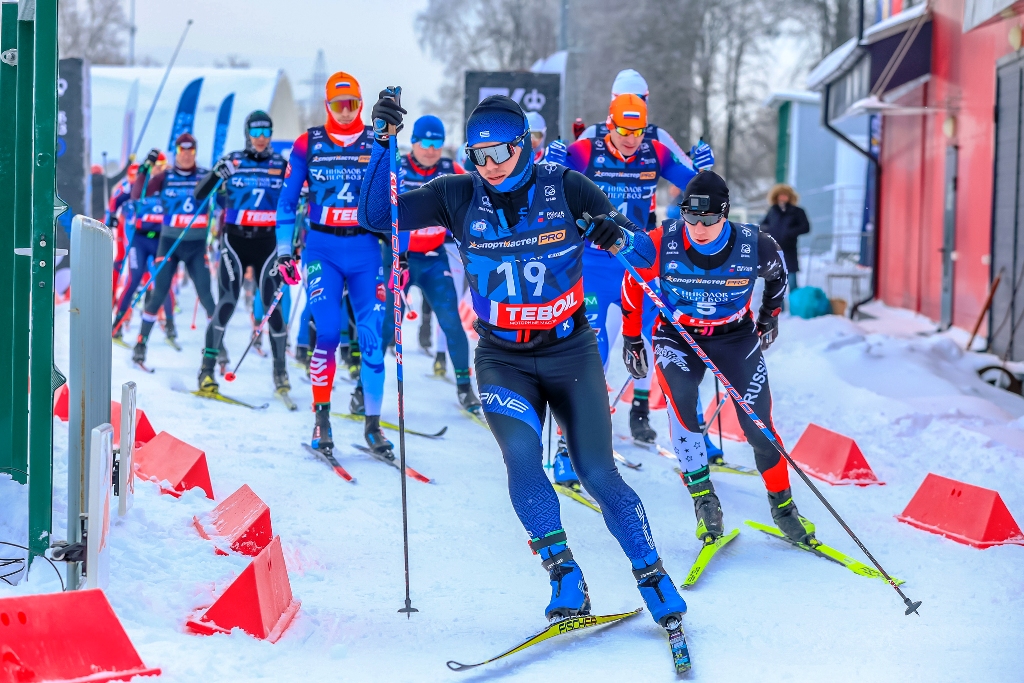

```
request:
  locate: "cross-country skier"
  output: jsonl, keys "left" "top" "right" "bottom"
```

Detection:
{"left": 275, "top": 71, "right": 392, "bottom": 458}
{"left": 525, "top": 111, "right": 547, "bottom": 163}
{"left": 108, "top": 162, "right": 139, "bottom": 301}
{"left": 359, "top": 92, "right": 688, "bottom": 631}
{"left": 131, "top": 133, "right": 216, "bottom": 366}
{"left": 393, "top": 114, "right": 480, "bottom": 413}
{"left": 620, "top": 170, "right": 815, "bottom": 546}
{"left": 192, "top": 110, "right": 291, "bottom": 399}
{"left": 555, "top": 94, "right": 700, "bottom": 470}
{"left": 111, "top": 150, "right": 175, "bottom": 345}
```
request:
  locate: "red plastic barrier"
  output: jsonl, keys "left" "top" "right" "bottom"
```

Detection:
{"left": 458, "top": 299, "right": 479, "bottom": 340}
{"left": 193, "top": 484, "right": 273, "bottom": 557}
{"left": 186, "top": 535, "right": 300, "bottom": 642}
{"left": 133, "top": 431, "right": 214, "bottom": 499}
{"left": 110, "top": 401, "right": 157, "bottom": 448}
{"left": 897, "top": 473, "right": 1024, "bottom": 548}
{"left": 53, "top": 384, "right": 69, "bottom": 420}
{"left": 619, "top": 377, "right": 667, "bottom": 411}
{"left": 0, "top": 589, "right": 160, "bottom": 682}
{"left": 789, "top": 423, "right": 882, "bottom": 486}
{"left": 703, "top": 397, "right": 747, "bottom": 442}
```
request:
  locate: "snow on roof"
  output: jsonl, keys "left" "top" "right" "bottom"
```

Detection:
{"left": 91, "top": 66, "right": 300, "bottom": 168}
{"left": 805, "top": 37, "right": 861, "bottom": 91}
{"left": 763, "top": 90, "right": 822, "bottom": 108}
{"left": 862, "top": 2, "right": 931, "bottom": 44}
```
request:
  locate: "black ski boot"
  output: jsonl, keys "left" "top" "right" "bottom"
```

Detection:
{"left": 683, "top": 466, "right": 724, "bottom": 541}
{"left": 457, "top": 382, "right": 482, "bottom": 413}
{"left": 630, "top": 398, "right": 657, "bottom": 444}
{"left": 295, "top": 344, "right": 309, "bottom": 368}
{"left": 273, "top": 367, "right": 290, "bottom": 392}
{"left": 312, "top": 403, "right": 334, "bottom": 454}
{"left": 197, "top": 359, "right": 219, "bottom": 394}
{"left": 349, "top": 383, "right": 365, "bottom": 416}
{"left": 132, "top": 340, "right": 147, "bottom": 365}
{"left": 418, "top": 312, "right": 433, "bottom": 353}
{"left": 433, "top": 351, "right": 447, "bottom": 377}
{"left": 768, "top": 488, "right": 817, "bottom": 545}
{"left": 112, "top": 325, "right": 127, "bottom": 347}
{"left": 364, "top": 415, "right": 394, "bottom": 457}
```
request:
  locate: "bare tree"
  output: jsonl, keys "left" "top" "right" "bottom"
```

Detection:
{"left": 793, "top": 0, "right": 859, "bottom": 59}
{"left": 415, "top": 0, "right": 558, "bottom": 139}
{"left": 58, "top": 0, "right": 130, "bottom": 65}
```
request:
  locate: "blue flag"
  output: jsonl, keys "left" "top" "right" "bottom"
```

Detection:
{"left": 167, "top": 77, "right": 203, "bottom": 164}
{"left": 211, "top": 93, "right": 235, "bottom": 166}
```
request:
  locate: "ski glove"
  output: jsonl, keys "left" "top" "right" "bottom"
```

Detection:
{"left": 212, "top": 157, "right": 235, "bottom": 180}
{"left": 579, "top": 212, "right": 625, "bottom": 251}
{"left": 371, "top": 90, "right": 407, "bottom": 142}
{"left": 623, "top": 335, "right": 649, "bottom": 379}
{"left": 757, "top": 306, "right": 781, "bottom": 351}
{"left": 142, "top": 148, "right": 160, "bottom": 169}
{"left": 689, "top": 141, "right": 715, "bottom": 171}
{"left": 274, "top": 254, "right": 301, "bottom": 286}
{"left": 545, "top": 139, "right": 567, "bottom": 165}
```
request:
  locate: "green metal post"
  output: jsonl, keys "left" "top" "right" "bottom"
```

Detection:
{"left": 0, "top": 4, "right": 18, "bottom": 483}
{"left": 775, "top": 100, "right": 790, "bottom": 184}
{"left": 27, "top": 0, "right": 59, "bottom": 559}
{"left": 12, "top": 6, "right": 33, "bottom": 488}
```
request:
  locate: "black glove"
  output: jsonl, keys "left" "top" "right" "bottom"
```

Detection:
{"left": 274, "top": 254, "right": 301, "bottom": 285}
{"left": 212, "top": 157, "right": 235, "bottom": 180}
{"left": 622, "top": 335, "right": 649, "bottom": 379}
{"left": 109, "top": 216, "right": 119, "bottom": 229}
{"left": 142, "top": 148, "right": 160, "bottom": 169}
{"left": 757, "top": 306, "right": 781, "bottom": 351}
{"left": 397, "top": 251, "right": 409, "bottom": 271}
{"left": 581, "top": 212, "right": 624, "bottom": 251}
{"left": 371, "top": 90, "right": 407, "bottom": 141}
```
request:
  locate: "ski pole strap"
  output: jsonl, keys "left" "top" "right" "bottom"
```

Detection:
{"left": 528, "top": 529, "right": 567, "bottom": 554}
{"left": 631, "top": 557, "right": 664, "bottom": 582}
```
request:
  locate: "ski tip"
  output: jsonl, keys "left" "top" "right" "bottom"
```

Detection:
{"left": 333, "top": 467, "right": 355, "bottom": 483}
{"left": 407, "top": 467, "right": 433, "bottom": 484}
{"left": 446, "top": 661, "right": 474, "bottom": 672}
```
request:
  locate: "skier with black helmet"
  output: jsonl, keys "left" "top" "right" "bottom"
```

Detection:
{"left": 191, "top": 110, "right": 293, "bottom": 404}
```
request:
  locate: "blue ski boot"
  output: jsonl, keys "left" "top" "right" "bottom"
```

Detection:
{"left": 553, "top": 438, "right": 580, "bottom": 486}
{"left": 704, "top": 433, "right": 725, "bottom": 464}
{"left": 529, "top": 530, "right": 590, "bottom": 621}
{"left": 633, "top": 552, "right": 687, "bottom": 628}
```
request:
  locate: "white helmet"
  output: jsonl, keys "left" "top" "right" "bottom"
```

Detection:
{"left": 525, "top": 111, "right": 547, "bottom": 135}
{"left": 611, "top": 69, "right": 649, "bottom": 100}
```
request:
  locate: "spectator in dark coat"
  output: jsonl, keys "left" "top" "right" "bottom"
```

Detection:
{"left": 761, "top": 183, "right": 810, "bottom": 298}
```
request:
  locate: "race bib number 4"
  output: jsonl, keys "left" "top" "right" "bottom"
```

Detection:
{"left": 489, "top": 280, "right": 583, "bottom": 329}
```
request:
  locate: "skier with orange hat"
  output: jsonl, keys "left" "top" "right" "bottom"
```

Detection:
{"left": 275, "top": 71, "right": 393, "bottom": 460}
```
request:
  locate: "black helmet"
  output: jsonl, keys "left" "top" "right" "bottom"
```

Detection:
{"left": 244, "top": 110, "right": 273, "bottom": 159}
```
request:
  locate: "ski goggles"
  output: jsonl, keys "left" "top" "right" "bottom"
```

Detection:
{"left": 176, "top": 142, "right": 195, "bottom": 151}
{"left": 681, "top": 212, "right": 723, "bottom": 227}
{"left": 248, "top": 126, "right": 272, "bottom": 138}
{"left": 415, "top": 138, "right": 443, "bottom": 149}
{"left": 465, "top": 132, "right": 528, "bottom": 167}
{"left": 327, "top": 97, "right": 360, "bottom": 113}
{"left": 612, "top": 125, "right": 645, "bottom": 138}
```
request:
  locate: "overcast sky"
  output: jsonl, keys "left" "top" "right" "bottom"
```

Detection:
{"left": 132, "top": 0, "right": 447, "bottom": 130}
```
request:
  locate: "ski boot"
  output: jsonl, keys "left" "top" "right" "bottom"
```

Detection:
{"left": 295, "top": 344, "right": 309, "bottom": 369}
{"left": 348, "top": 347, "right": 361, "bottom": 380}
{"left": 364, "top": 415, "right": 394, "bottom": 458}
{"left": 312, "top": 403, "right": 334, "bottom": 454}
{"left": 433, "top": 351, "right": 447, "bottom": 377}
{"left": 132, "top": 340, "right": 147, "bottom": 365}
{"left": 529, "top": 530, "right": 590, "bottom": 621}
{"left": 704, "top": 433, "right": 726, "bottom": 466}
{"left": 633, "top": 553, "right": 687, "bottom": 628}
{"left": 273, "top": 367, "right": 290, "bottom": 392}
{"left": 252, "top": 329, "right": 265, "bottom": 356}
{"left": 630, "top": 396, "right": 657, "bottom": 444}
{"left": 553, "top": 439, "right": 580, "bottom": 486}
{"left": 349, "top": 384, "right": 365, "bottom": 416}
{"left": 197, "top": 360, "right": 219, "bottom": 394}
{"left": 418, "top": 317, "right": 432, "bottom": 353}
{"left": 768, "top": 488, "right": 817, "bottom": 545}
{"left": 457, "top": 382, "right": 482, "bottom": 414}
{"left": 683, "top": 466, "right": 724, "bottom": 541}
{"left": 111, "top": 325, "right": 127, "bottom": 347}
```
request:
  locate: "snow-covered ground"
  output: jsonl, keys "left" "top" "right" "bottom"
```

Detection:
{"left": 2, "top": 283, "right": 1024, "bottom": 682}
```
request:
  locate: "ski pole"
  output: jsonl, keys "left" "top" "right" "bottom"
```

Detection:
{"left": 113, "top": 178, "right": 223, "bottom": 333}
{"left": 190, "top": 297, "right": 199, "bottom": 330}
{"left": 376, "top": 85, "right": 418, "bottom": 619}
{"left": 222, "top": 284, "right": 285, "bottom": 382}
{"left": 609, "top": 376, "right": 633, "bottom": 414}
{"left": 701, "top": 392, "right": 727, "bottom": 437}
{"left": 588, "top": 213, "right": 923, "bottom": 617}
